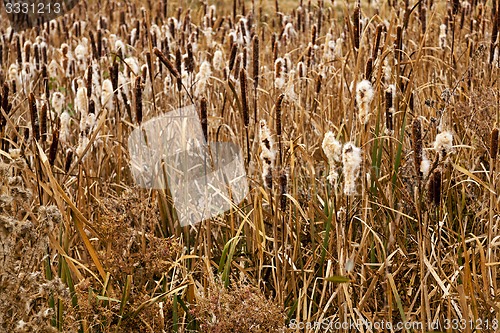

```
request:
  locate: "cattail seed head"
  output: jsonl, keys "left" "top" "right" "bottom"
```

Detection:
{"left": 154, "top": 47, "right": 180, "bottom": 79}
{"left": 356, "top": 80, "right": 374, "bottom": 125}
{"left": 322, "top": 131, "right": 342, "bottom": 185}
{"left": 491, "top": 127, "right": 499, "bottom": 160}
{"left": 434, "top": 131, "right": 453, "bottom": 158}
{"left": 428, "top": 168, "right": 442, "bottom": 206}
{"left": 29, "top": 93, "right": 39, "bottom": 141}
{"left": 259, "top": 120, "right": 275, "bottom": 189}
{"left": 342, "top": 142, "right": 362, "bottom": 195}
{"left": 412, "top": 118, "right": 423, "bottom": 180}
{"left": 252, "top": 35, "right": 259, "bottom": 90}
{"left": 200, "top": 97, "right": 208, "bottom": 141}
{"left": 353, "top": 4, "right": 360, "bottom": 49}
{"left": 48, "top": 128, "right": 59, "bottom": 166}
{"left": 135, "top": 76, "right": 143, "bottom": 125}
{"left": 240, "top": 68, "right": 249, "bottom": 127}
{"left": 276, "top": 94, "right": 284, "bottom": 137}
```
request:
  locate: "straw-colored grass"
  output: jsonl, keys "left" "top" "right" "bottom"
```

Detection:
{"left": 0, "top": 0, "right": 499, "bottom": 332}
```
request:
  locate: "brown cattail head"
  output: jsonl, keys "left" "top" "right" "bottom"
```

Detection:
{"left": 428, "top": 168, "right": 442, "bottom": 206}
{"left": 48, "top": 128, "right": 59, "bottom": 166}
{"left": 252, "top": 35, "right": 259, "bottom": 90}
{"left": 86, "top": 66, "right": 92, "bottom": 100}
{"left": 353, "top": 4, "right": 360, "bottom": 49}
{"left": 64, "top": 149, "right": 73, "bottom": 173}
{"left": 395, "top": 25, "right": 403, "bottom": 62}
{"left": 135, "top": 76, "right": 143, "bottom": 125}
{"left": 175, "top": 48, "right": 182, "bottom": 91}
{"left": 200, "top": 97, "right": 208, "bottom": 141}
{"left": 491, "top": 127, "right": 499, "bottom": 160}
{"left": 276, "top": 94, "right": 284, "bottom": 137}
{"left": 29, "top": 93, "right": 40, "bottom": 141}
{"left": 365, "top": 57, "right": 373, "bottom": 81}
{"left": 372, "top": 24, "right": 384, "bottom": 59}
{"left": 186, "top": 43, "right": 195, "bottom": 73}
{"left": 228, "top": 43, "right": 238, "bottom": 71}
{"left": 311, "top": 24, "right": 317, "bottom": 45}
{"left": 153, "top": 47, "right": 180, "bottom": 79}
{"left": 146, "top": 51, "right": 154, "bottom": 85}
{"left": 412, "top": 117, "right": 423, "bottom": 180}
{"left": 40, "top": 103, "right": 47, "bottom": 143}
{"left": 385, "top": 88, "right": 393, "bottom": 133}
{"left": 240, "top": 68, "right": 249, "bottom": 127}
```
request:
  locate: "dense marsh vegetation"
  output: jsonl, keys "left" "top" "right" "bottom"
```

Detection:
{"left": 1, "top": 0, "right": 500, "bottom": 331}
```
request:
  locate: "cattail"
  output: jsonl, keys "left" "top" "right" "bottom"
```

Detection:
{"left": 279, "top": 171, "right": 288, "bottom": 211}
{"left": 29, "top": 93, "right": 39, "bottom": 141}
{"left": 252, "top": 35, "right": 259, "bottom": 90}
{"left": 186, "top": 43, "right": 195, "bottom": 73}
{"left": 200, "top": 97, "right": 208, "bottom": 141}
{"left": 322, "top": 131, "right": 342, "bottom": 185}
{"left": 175, "top": 48, "right": 182, "bottom": 92}
{"left": 48, "top": 128, "right": 59, "bottom": 166}
{"left": 342, "top": 142, "right": 362, "bottom": 195}
{"left": 274, "top": 58, "right": 285, "bottom": 89}
{"left": 240, "top": 69, "right": 249, "bottom": 127}
{"left": 110, "top": 61, "right": 119, "bottom": 96}
{"left": 353, "top": 4, "right": 360, "bottom": 49}
{"left": 40, "top": 103, "right": 47, "bottom": 143}
{"left": 490, "top": 5, "right": 499, "bottom": 64}
{"left": 213, "top": 50, "right": 224, "bottom": 71}
{"left": 356, "top": 80, "right": 374, "bottom": 125}
{"left": 135, "top": 77, "right": 143, "bottom": 125}
{"left": 491, "top": 127, "right": 499, "bottom": 160}
{"left": 385, "top": 85, "right": 395, "bottom": 134}
{"left": 439, "top": 24, "right": 447, "bottom": 49}
{"left": 412, "top": 118, "right": 423, "bottom": 180}
{"left": 86, "top": 66, "right": 93, "bottom": 101}
{"left": 102, "top": 79, "right": 114, "bottom": 110}
{"left": 145, "top": 51, "right": 154, "bottom": 86}
{"left": 154, "top": 47, "right": 180, "bottom": 79}
{"left": 194, "top": 61, "right": 212, "bottom": 97}
{"left": 428, "top": 168, "right": 442, "bottom": 206}
{"left": 372, "top": 24, "right": 384, "bottom": 59}
{"left": 260, "top": 119, "right": 275, "bottom": 189}
{"left": 311, "top": 24, "right": 317, "bottom": 45}
{"left": 365, "top": 57, "right": 373, "bottom": 81}
{"left": 434, "top": 131, "right": 453, "bottom": 158}
{"left": 228, "top": 43, "right": 238, "bottom": 72}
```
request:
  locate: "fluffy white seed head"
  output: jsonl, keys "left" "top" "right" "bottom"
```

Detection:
{"left": 322, "top": 131, "right": 342, "bottom": 185}
{"left": 434, "top": 131, "right": 453, "bottom": 157}
{"left": 356, "top": 80, "right": 374, "bottom": 125}
{"left": 342, "top": 142, "right": 362, "bottom": 196}
{"left": 439, "top": 24, "right": 447, "bottom": 49}
{"left": 51, "top": 92, "right": 65, "bottom": 115}
{"left": 101, "top": 79, "right": 114, "bottom": 110}
{"left": 213, "top": 50, "right": 224, "bottom": 71}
